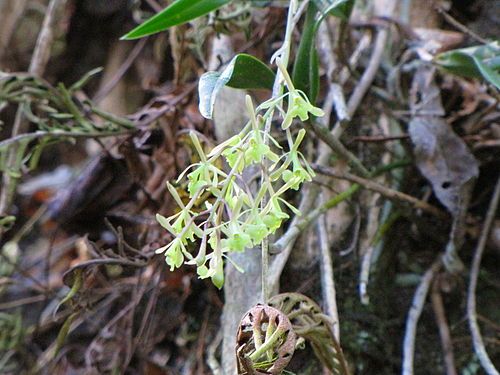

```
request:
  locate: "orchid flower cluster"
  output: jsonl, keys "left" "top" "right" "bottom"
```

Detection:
{"left": 156, "top": 71, "right": 324, "bottom": 288}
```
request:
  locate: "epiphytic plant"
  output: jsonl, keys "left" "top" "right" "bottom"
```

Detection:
{"left": 155, "top": 66, "right": 323, "bottom": 288}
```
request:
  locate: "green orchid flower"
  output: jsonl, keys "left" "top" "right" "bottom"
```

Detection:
{"left": 282, "top": 153, "right": 314, "bottom": 190}
{"left": 156, "top": 237, "right": 187, "bottom": 271}
{"left": 282, "top": 90, "right": 324, "bottom": 129}
{"left": 245, "top": 213, "right": 269, "bottom": 244}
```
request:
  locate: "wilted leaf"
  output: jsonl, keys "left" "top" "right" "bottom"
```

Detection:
{"left": 409, "top": 67, "right": 479, "bottom": 216}
{"left": 199, "top": 54, "right": 275, "bottom": 119}
{"left": 434, "top": 42, "right": 500, "bottom": 89}
{"left": 122, "top": 0, "right": 231, "bottom": 40}
{"left": 409, "top": 67, "right": 479, "bottom": 273}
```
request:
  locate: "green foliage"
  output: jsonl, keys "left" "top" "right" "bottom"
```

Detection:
{"left": 292, "top": 0, "right": 354, "bottom": 104}
{"left": 313, "top": 0, "right": 355, "bottom": 20}
{"left": 0, "top": 312, "right": 23, "bottom": 350}
{"left": 435, "top": 42, "right": 500, "bottom": 89}
{"left": 156, "top": 69, "right": 323, "bottom": 288}
{"left": 292, "top": 2, "right": 320, "bottom": 103}
{"left": 0, "top": 70, "right": 134, "bottom": 177}
{"left": 199, "top": 53, "right": 276, "bottom": 119}
{"left": 151, "top": 0, "right": 355, "bottom": 289}
{"left": 122, "top": 0, "right": 231, "bottom": 40}
{"left": 224, "top": 54, "right": 276, "bottom": 90}
{"left": 0, "top": 241, "right": 19, "bottom": 294}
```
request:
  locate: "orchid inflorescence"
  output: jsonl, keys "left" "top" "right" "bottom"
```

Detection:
{"left": 155, "top": 67, "right": 324, "bottom": 288}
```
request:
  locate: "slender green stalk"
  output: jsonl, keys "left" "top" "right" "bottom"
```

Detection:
{"left": 249, "top": 327, "right": 285, "bottom": 362}
{"left": 260, "top": 0, "right": 299, "bottom": 303}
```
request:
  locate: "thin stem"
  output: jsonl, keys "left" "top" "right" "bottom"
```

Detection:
{"left": 272, "top": 160, "right": 409, "bottom": 253}
{"left": 306, "top": 120, "right": 370, "bottom": 177}
{"left": 402, "top": 259, "right": 442, "bottom": 375}
{"left": 431, "top": 280, "right": 458, "bottom": 375}
{"left": 0, "top": 129, "right": 135, "bottom": 149}
{"left": 260, "top": 0, "right": 299, "bottom": 303}
{"left": 467, "top": 175, "right": 500, "bottom": 375}
{"left": 317, "top": 205, "right": 340, "bottom": 341}
{"left": 248, "top": 327, "right": 285, "bottom": 362}
{"left": 0, "top": 0, "right": 67, "bottom": 218}
{"left": 314, "top": 165, "right": 447, "bottom": 218}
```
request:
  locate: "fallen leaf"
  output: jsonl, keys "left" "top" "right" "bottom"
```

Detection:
{"left": 409, "top": 66, "right": 479, "bottom": 273}
{"left": 409, "top": 67, "right": 479, "bottom": 216}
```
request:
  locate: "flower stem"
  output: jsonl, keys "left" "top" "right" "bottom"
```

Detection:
{"left": 261, "top": 0, "right": 299, "bottom": 303}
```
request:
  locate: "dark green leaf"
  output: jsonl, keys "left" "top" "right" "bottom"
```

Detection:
{"left": 310, "top": 48, "right": 320, "bottom": 103}
{"left": 225, "top": 54, "right": 275, "bottom": 90}
{"left": 121, "top": 0, "right": 231, "bottom": 40}
{"left": 55, "top": 312, "right": 78, "bottom": 355}
{"left": 434, "top": 42, "right": 500, "bottom": 89}
{"left": 292, "top": 2, "right": 320, "bottom": 103}
{"left": 199, "top": 54, "right": 275, "bottom": 119}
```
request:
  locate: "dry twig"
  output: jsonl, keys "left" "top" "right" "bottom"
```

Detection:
{"left": 431, "top": 278, "right": 458, "bottom": 375}
{"left": 402, "top": 258, "right": 442, "bottom": 375}
{"left": 314, "top": 165, "right": 448, "bottom": 219}
{"left": 317, "top": 205, "right": 340, "bottom": 341}
{"left": 435, "top": 6, "right": 489, "bottom": 45}
{"left": 467, "top": 175, "right": 500, "bottom": 375}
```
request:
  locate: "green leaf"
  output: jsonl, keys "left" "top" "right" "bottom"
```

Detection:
{"left": 292, "top": 2, "right": 320, "bottom": 103}
{"left": 313, "top": 0, "right": 355, "bottom": 20}
{"left": 293, "top": 0, "right": 355, "bottom": 100}
{"left": 434, "top": 42, "right": 500, "bottom": 89}
{"left": 224, "top": 55, "right": 275, "bottom": 90}
{"left": 54, "top": 268, "right": 82, "bottom": 316}
{"left": 199, "top": 54, "right": 275, "bottom": 119}
{"left": 121, "top": 0, "right": 231, "bottom": 40}
{"left": 55, "top": 312, "right": 77, "bottom": 355}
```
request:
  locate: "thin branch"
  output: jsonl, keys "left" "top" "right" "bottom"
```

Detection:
{"left": 359, "top": 243, "right": 375, "bottom": 305}
{"left": 313, "top": 165, "right": 448, "bottom": 219}
{"left": 402, "top": 258, "right": 442, "bottom": 375}
{"left": 306, "top": 120, "right": 370, "bottom": 177}
{"left": 261, "top": 0, "right": 300, "bottom": 303}
{"left": 269, "top": 13, "right": 396, "bottom": 288}
{"left": 0, "top": 129, "right": 135, "bottom": 149}
{"left": 467, "top": 175, "right": 500, "bottom": 375}
{"left": 435, "top": 6, "right": 489, "bottom": 45}
{"left": 29, "top": 0, "right": 66, "bottom": 77}
{"left": 317, "top": 203, "right": 340, "bottom": 341}
{"left": 93, "top": 38, "right": 148, "bottom": 103}
{"left": 333, "top": 18, "right": 394, "bottom": 138}
{"left": 272, "top": 184, "right": 360, "bottom": 254}
{"left": 207, "top": 331, "right": 223, "bottom": 375}
{"left": 431, "top": 279, "right": 458, "bottom": 375}
{"left": 359, "top": 210, "right": 400, "bottom": 305}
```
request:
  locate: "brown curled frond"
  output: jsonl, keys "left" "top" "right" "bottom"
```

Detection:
{"left": 236, "top": 304, "right": 296, "bottom": 375}
{"left": 269, "top": 293, "right": 351, "bottom": 375}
